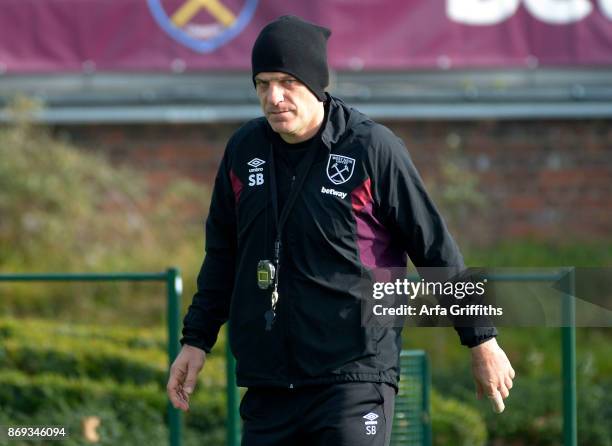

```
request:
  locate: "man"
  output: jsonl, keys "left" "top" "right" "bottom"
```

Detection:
{"left": 167, "top": 15, "right": 515, "bottom": 446}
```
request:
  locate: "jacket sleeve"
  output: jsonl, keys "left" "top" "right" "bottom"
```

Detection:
{"left": 180, "top": 148, "right": 237, "bottom": 353}
{"left": 370, "top": 125, "right": 497, "bottom": 347}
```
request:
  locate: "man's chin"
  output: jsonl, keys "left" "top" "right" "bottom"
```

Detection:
{"left": 268, "top": 122, "right": 294, "bottom": 135}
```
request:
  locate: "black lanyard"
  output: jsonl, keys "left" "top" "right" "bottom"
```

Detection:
{"left": 265, "top": 139, "right": 320, "bottom": 320}
{"left": 269, "top": 140, "right": 320, "bottom": 263}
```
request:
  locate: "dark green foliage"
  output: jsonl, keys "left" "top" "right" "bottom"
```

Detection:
{"left": 0, "top": 370, "right": 225, "bottom": 446}
{"left": 431, "top": 390, "right": 487, "bottom": 446}
{"left": 405, "top": 327, "right": 612, "bottom": 445}
{"left": 464, "top": 240, "right": 612, "bottom": 267}
{"left": 0, "top": 317, "right": 227, "bottom": 445}
{"left": 0, "top": 99, "right": 209, "bottom": 324}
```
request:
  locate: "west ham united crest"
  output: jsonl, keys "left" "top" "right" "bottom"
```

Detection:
{"left": 147, "top": 0, "right": 259, "bottom": 53}
{"left": 327, "top": 154, "right": 355, "bottom": 185}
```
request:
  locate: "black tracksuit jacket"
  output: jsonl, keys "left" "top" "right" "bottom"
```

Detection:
{"left": 181, "top": 94, "right": 496, "bottom": 389}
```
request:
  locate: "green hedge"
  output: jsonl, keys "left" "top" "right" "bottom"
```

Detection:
{"left": 0, "top": 317, "right": 226, "bottom": 388}
{"left": 0, "top": 369, "right": 226, "bottom": 444}
{"left": 0, "top": 317, "right": 166, "bottom": 350}
{"left": 0, "top": 106, "right": 208, "bottom": 324}
{"left": 431, "top": 363, "right": 612, "bottom": 446}
{"left": 464, "top": 239, "right": 612, "bottom": 267}
{"left": 4, "top": 318, "right": 610, "bottom": 445}
{"left": 0, "top": 338, "right": 168, "bottom": 386}
{"left": 431, "top": 390, "right": 487, "bottom": 446}
{"left": 0, "top": 316, "right": 229, "bottom": 444}
{"left": 0, "top": 373, "right": 493, "bottom": 446}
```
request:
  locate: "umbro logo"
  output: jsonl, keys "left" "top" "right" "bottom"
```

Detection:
{"left": 247, "top": 158, "right": 265, "bottom": 180}
{"left": 363, "top": 412, "right": 378, "bottom": 435}
{"left": 247, "top": 159, "right": 265, "bottom": 186}
{"left": 363, "top": 412, "right": 379, "bottom": 422}
{"left": 247, "top": 158, "right": 266, "bottom": 168}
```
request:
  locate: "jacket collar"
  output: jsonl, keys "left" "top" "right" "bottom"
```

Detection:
{"left": 321, "top": 94, "right": 347, "bottom": 150}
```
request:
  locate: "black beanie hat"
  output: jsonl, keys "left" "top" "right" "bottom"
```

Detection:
{"left": 251, "top": 15, "right": 331, "bottom": 102}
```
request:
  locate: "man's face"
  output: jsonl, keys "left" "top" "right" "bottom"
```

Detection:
{"left": 255, "top": 72, "right": 324, "bottom": 143}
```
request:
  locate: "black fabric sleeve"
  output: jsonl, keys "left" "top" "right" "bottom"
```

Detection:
{"left": 180, "top": 149, "right": 237, "bottom": 353}
{"left": 370, "top": 125, "right": 497, "bottom": 347}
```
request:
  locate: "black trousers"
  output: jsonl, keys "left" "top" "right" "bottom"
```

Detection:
{"left": 240, "top": 382, "right": 396, "bottom": 446}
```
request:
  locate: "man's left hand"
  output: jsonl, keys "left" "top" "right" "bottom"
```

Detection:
{"left": 470, "top": 337, "right": 515, "bottom": 413}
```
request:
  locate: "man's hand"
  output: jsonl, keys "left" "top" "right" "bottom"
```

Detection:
{"left": 470, "top": 337, "right": 515, "bottom": 414}
{"left": 167, "top": 345, "right": 207, "bottom": 412}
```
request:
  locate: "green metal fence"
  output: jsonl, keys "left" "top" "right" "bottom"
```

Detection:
{"left": 0, "top": 269, "right": 184, "bottom": 446}
{"left": 391, "top": 351, "right": 432, "bottom": 446}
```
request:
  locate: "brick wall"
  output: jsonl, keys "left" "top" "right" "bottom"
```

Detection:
{"left": 56, "top": 118, "right": 612, "bottom": 243}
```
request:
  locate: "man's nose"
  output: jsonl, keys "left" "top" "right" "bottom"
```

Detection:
{"left": 267, "top": 83, "right": 284, "bottom": 105}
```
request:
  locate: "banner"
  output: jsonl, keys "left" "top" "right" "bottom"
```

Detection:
{"left": 1, "top": 0, "right": 611, "bottom": 73}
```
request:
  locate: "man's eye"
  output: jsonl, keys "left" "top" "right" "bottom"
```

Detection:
{"left": 283, "top": 79, "right": 296, "bottom": 85}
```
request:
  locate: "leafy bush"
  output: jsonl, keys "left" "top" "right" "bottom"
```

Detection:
{"left": 0, "top": 370, "right": 226, "bottom": 446}
{"left": 576, "top": 379, "right": 612, "bottom": 446}
{"left": 431, "top": 389, "right": 487, "bottom": 446}
{"left": 425, "top": 141, "right": 488, "bottom": 242}
{"left": 0, "top": 315, "right": 230, "bottom": 445}
{"left": 0, "top": 317, "right": 226, "bottom": 388}
{"left": 464, "top": 239, "right": 612, "bottom": 267}
{"left": 0, "top": 338, "right": 168, "bottom": 385}
{"left": 0, "top": 97, "right": 209, "bottom": 324}
{"left": 427, "top": 357, "right": 612, "bottom": 445}
{"left": 0, "top": 317, "right": 166, "bottom": 350}
{"left": 404, "top": 325, "right": 612, "bottom": 445}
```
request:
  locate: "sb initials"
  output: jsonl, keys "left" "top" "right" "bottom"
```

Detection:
{"left": 248, "top": 173, "right": 264, "bottom": 186}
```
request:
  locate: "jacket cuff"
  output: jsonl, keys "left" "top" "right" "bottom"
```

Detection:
{"left": 180, "top": 335, "right": 212, "bottom": 354}
{"left": 454, "top": 326, "right": 498, "bottom": 348}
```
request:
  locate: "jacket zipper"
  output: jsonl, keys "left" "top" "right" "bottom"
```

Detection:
{"left": 285, "top": 175, "right": 296, "bottom": 389}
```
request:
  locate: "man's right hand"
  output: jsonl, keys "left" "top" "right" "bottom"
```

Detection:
{"left": 167, "top": 345, "right": 207, "bottom": 412}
